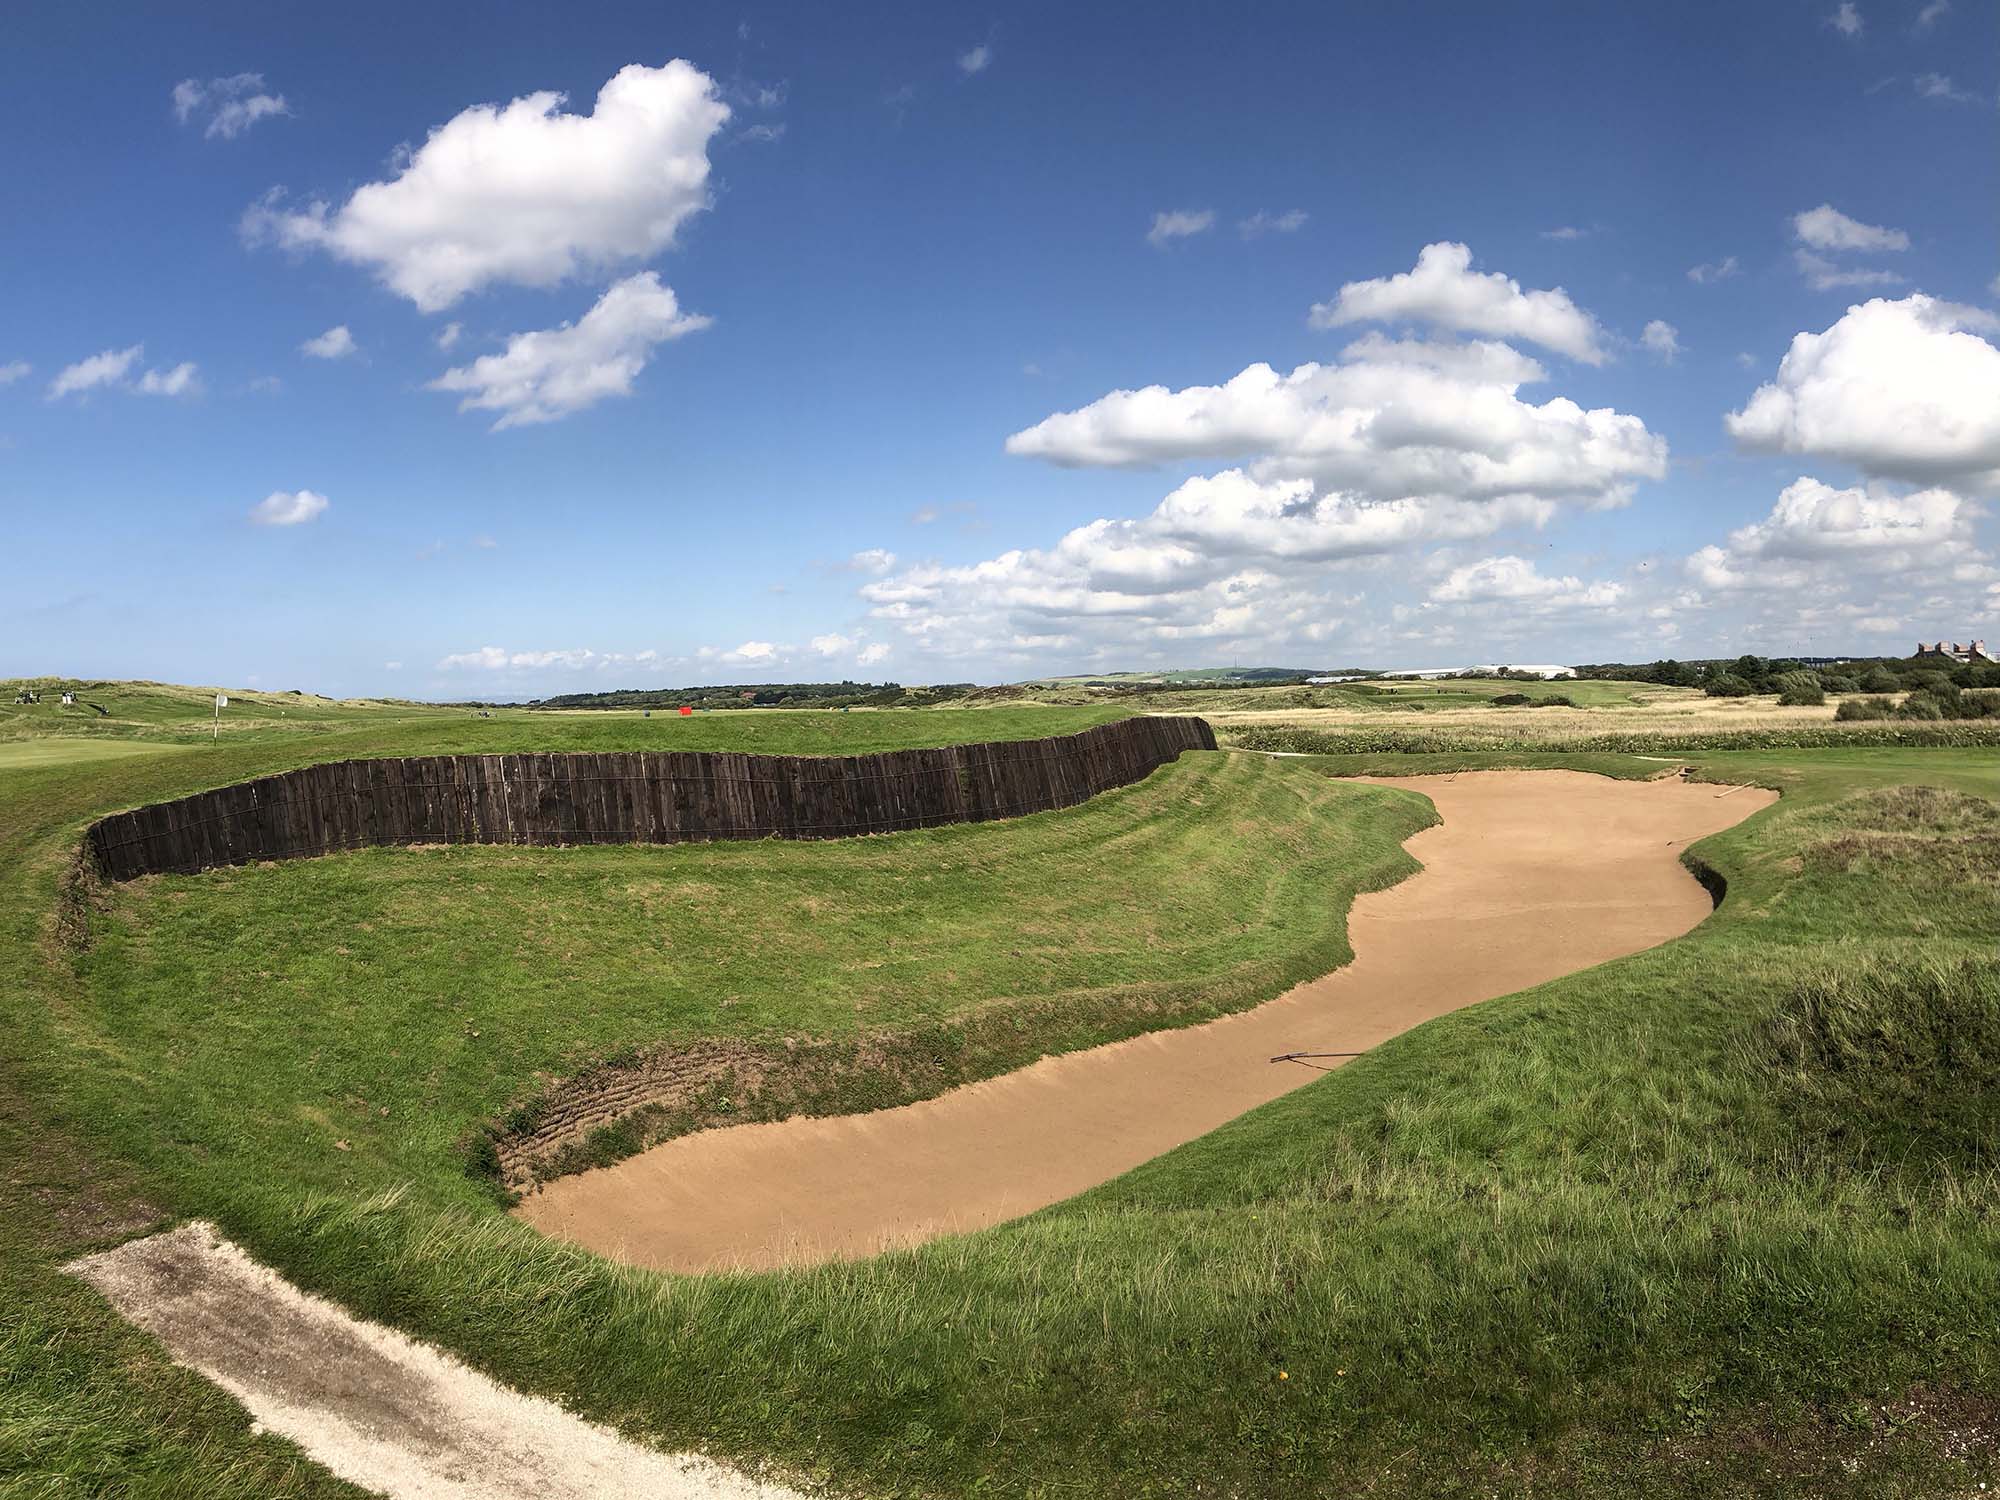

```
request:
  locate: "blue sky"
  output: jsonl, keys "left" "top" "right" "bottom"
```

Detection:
{"left": 4, "top": 0, "right": 1996, "bottom": 696}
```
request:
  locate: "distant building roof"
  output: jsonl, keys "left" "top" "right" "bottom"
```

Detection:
{"left": 1913, "top": 639, "right": 1995, "bottom": 664}
{"left": 1377, "top": 664, "right": 1577, "bottom": 680}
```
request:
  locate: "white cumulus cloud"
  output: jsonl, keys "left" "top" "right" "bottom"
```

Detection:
{"left": 859, "top": 467, "right": 1605, "bottom": 669}
{"left": 1686, "top": 476, "right": 1982, "bottom": 597}
{"left": 1826, "top": 2, "right": 1864, "bottom": 37}
{"left": 1429, "top": 555, "right": 1624, "bottom": 609}
{"left": 1641, "top": 320, "right": 1682, "bottom": 363}
{"left": 1239, "top": 209, "right": 1308, "bottom": 239}
{"left": 1794, "top": 204, "right": 1909, "bottom": 254}
{"left": 427, "top": 272, "right": 709, "bottom": 429}
{"left": 1146, "top": 210, "right": 1215, "bottom": 248}
{"left": 48, "top": 346, "right": 199, "bottom": 400}
{"left": 174, "top": 73, "right": 290, "bottom": 139}
{"left": 1913, "top": 72, "right": 1978, "bottom": 104}
{"left": 48, "top": 346, "right": 142, "bottom": 399}
{"left": 1310, "top": 242, "right": 1608, "bottom": 364}
{"left": 436, "top": 645, "right": 659, "bottom": 672}
{"left": 300, "top": 325, "right": 357, "bottom": 359}
{"left": 835, "top": 245, "right": 1681, "bottom": 672}
{"left": 958, "top": 44, "right": 992, "bottom": 74}
{"left": 242, "top": 60, "right": 728, "bottom": 311}
{"left": 134, "top": 362, "right": 200, "bottom": 397}
{"left": 711, "top": 640, "right": 779, "bottom": 665}
{"left": 1730, "top": 477, "right": 1973, "bottom": 560}
{"left": 249, "top": 489, "right": 329, "bottom": 526}
{"left": 1793, "top": 251, "right": 1906, "bottom": 292}
{"left": 848, "top": 548, "right": 898, "bottom": 575}
{"left": 0, "top": 360, "right": 28, "bottom": 385}
{"left": 1687, "top": 255, "right": 1741, "bottom": 284}
{"left": 1005, "top": 336, "right": 1663, "bottom": 507}
{"left": 1726, "top": 295, "right": 2000, "bottom": 491}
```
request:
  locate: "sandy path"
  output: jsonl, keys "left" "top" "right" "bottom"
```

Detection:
{"left": 69, "top": 1223, "right": 809, "bottom": 1500}
{"left": 517, "top": 770, "right": 1776, "bottom": 1274}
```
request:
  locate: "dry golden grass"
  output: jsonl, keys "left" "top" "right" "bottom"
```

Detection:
{"left": 1206, "top": 694, "right": 1859, "bottom": 748}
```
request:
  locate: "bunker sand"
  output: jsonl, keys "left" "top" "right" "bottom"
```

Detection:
{"left": 519, "top": 770, "right": 1777, "bottom": 1274}
{"left": 69, "top": 1223, "right": 810, "bottom": 1500}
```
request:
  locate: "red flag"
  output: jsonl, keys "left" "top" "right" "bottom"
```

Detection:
{"left": 678, "top": 705, "right": 693, "bottom": 716}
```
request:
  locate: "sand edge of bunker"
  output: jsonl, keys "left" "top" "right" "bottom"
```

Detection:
{"left": 510, "top": 769, "right": 1778, "bottom": 1273}
{"left": 483, "top": 765, "right": 1761, "bottom": 1194}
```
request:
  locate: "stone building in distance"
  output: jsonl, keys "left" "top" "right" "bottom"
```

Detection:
{"left": 1912, "top": 639, "right": 1995, "bottom": 665}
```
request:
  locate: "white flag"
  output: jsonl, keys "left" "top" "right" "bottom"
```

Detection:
{"left": 215, "top": 694, "right": 228, "bottom": 709}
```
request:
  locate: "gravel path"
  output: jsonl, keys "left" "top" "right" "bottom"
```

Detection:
{"left": 69, "top": 1223, "right": 812, "bottom": 1500}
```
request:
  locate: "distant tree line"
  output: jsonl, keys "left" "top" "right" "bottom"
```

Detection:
{"left": 521, "top": 681, "right": 1034, "bottom": 711}
{"left": 520, "top": 670, "right": 1376, "bottom": 711}
{"left": 1574, "top": 655, "right": 2000, "bottom": 719}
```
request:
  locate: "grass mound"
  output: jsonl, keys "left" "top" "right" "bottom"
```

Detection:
{"left": 1829, "top": 784, "right": 2000, "bottom": 833}
{"left": 1804, "top": 785, "right": 2000, "bottom": 888}
{"left": 1760, "top": 958, "right": 2000, "bottom": 1177}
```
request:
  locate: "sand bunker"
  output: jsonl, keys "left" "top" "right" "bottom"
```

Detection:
{"left": 517, "top": 770, "right": 1777, "bottom": 1274}
{"left": 69, "top": 1223, "right": 809, "bottom": 1500}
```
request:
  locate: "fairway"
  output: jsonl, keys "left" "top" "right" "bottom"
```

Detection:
{"left": 0, "top": 739, "right": 195, "bottom": 773}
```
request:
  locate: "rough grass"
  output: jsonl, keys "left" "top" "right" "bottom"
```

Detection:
{"left": 0, "top": 694, "right": 1137, "bottom": 1497}
{"left": 1229, "top": 716, "right": 2000, "bottom": 755}
{"left": 0, "top": 676, "right": 1130, "bottom": 753}
{"left": 1056, "top": 676, "right": 1681, "bottom": 715}
{"left": 1203, "top": 681, "right": 2000, "bottom": 757}
{"left": 75, "top": 751, "right": 1427, "bottom": 1199}
{"left": 1757, "top": 956, "right": 2000, "bottom": 1179}
{"left": 5, "top": 700, "right": 2000, "bottom": 1496}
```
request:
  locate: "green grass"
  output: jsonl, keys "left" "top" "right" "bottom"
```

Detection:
{"left": 5, "top": 688, "right": 2000, "bottom": 1497}
{"left": 0, "top": 738, "right": 199, "bottom": 772}
{"left": 73, "top": 751, "right": 1426, "bottom": 1201}
{"left": 0, "top": 676, "right": 1130, "bottom": 753}
{"left": 0, "top": 677, "right": 455, "bottom": 743}
{"left": 0, "top": 688, "right": 1139, "bottom": 1496}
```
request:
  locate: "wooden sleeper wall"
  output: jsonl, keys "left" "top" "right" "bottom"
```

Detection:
{"left": 85, "top": 716, "right": 1219, "bottom": 880}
